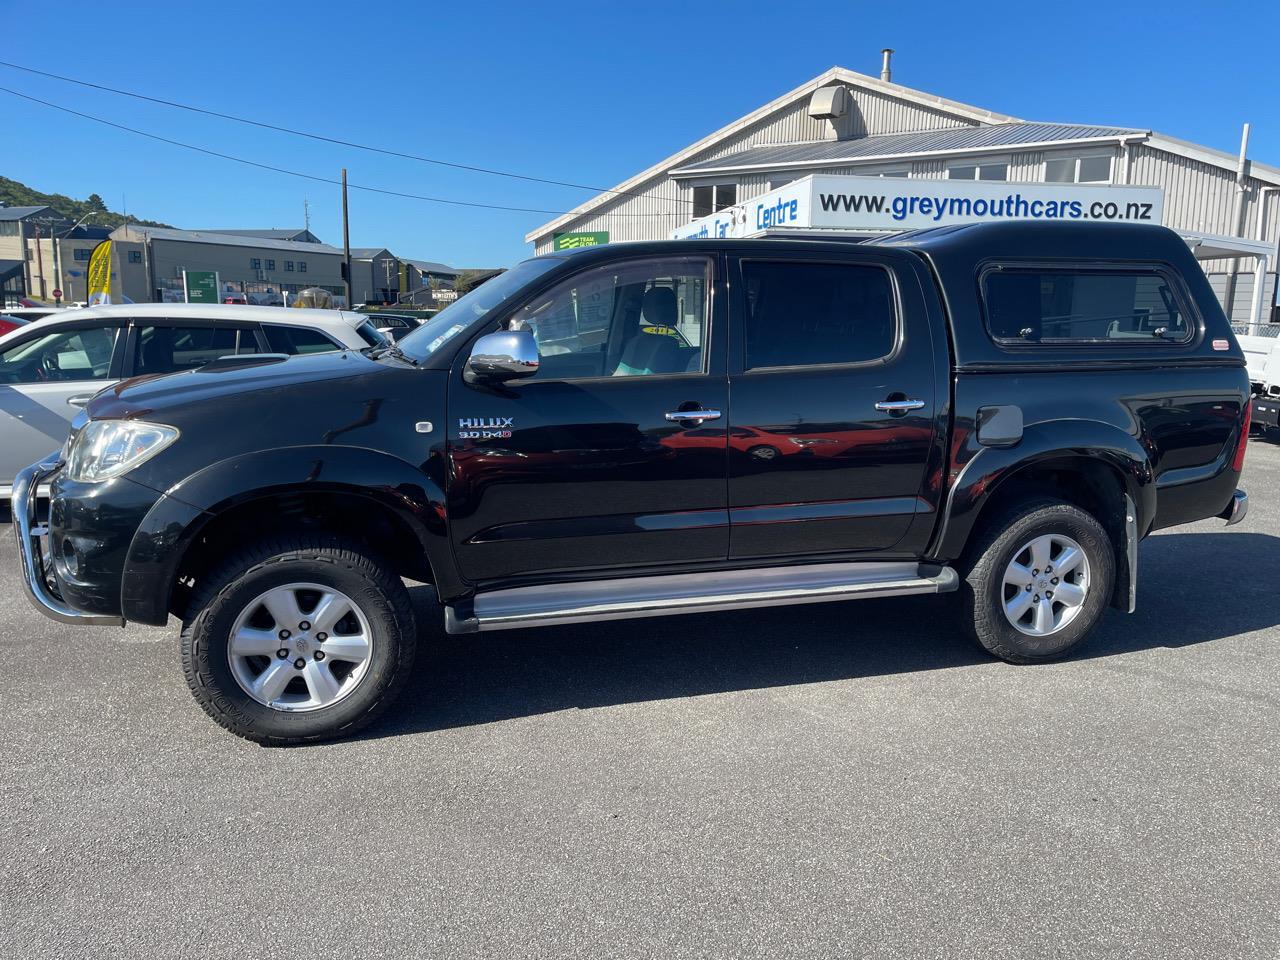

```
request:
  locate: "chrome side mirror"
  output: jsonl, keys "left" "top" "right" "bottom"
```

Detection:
{"left": 464, "top": 328, "right": 539, "bottom": 384}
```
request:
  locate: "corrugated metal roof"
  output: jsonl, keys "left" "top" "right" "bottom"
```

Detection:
{"left": 405, "top": 259, "right": 458, "bottom": 275}
{"left": 348, "top": 248, "right": 394, "bottom": 260}
{"left": 0, "top": 205, "right": 51, "bottom": 221}
{"left": 113, "top": 225, "right": 346, "bottom": 255}
{"left": 672, "top": 122, "right": 1146, "bottom": 174}
{"left": 200, "top": 228, "right": 320, "bottom": 242}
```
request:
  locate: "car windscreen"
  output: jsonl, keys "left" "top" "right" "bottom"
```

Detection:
{"left": 397, "top": 260, "right": 559, "bottom": 361}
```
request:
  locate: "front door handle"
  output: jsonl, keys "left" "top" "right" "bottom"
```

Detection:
{"left": 664, "top": 408, "right": 722, "bottom": 423}
{"left": 874, "top": 398, "right": 926, "bottom": 412}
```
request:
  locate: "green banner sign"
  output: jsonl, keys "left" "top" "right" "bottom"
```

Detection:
{"left": 553, "top": 231, "right": 609, "bottom": 251}
{"left": 183, "top": 270, "right": 220, "bottom": 304}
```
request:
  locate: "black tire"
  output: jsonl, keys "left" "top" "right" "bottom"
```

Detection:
{"left": 959, "top": 498, "right": 1115, "bottom": 664}
{"left": 180, "top": 535, "right": 417, "bottom": 745}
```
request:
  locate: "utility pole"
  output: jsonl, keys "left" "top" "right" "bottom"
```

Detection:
{"left": 341, "top": 169, "right": 352, "bottom": 308}
{"left": 381, "top": 257, "right": 396, "bottom": 304}
{"left": 304, "top": 198, "right": 311, "bottom": 233}
{"left": 33, "top": 222, "right": 47, "bottom": 300}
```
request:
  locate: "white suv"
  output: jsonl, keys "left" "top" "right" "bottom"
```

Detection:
{"left": 0, "top": 303, "right": 387, "bottom": 497}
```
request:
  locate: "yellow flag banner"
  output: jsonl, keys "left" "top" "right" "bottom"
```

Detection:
{"left": 86, "top": 240, "right": 114, "bottom": 305}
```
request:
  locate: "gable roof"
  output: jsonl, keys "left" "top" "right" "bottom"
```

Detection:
{"left": 525, "top": 66, "right": 1017, "bottom": 243}
{"left": 0, "top": 205, "right": 52, "bottom": 221}
{"left": 672, "top": 122, "right": 1147, "bottom": 175}
{"left": 112, "top": 224, "right": 345, "bottom": 255}
{"left": 348, "top": 247, "right": 395, "bottom": 260}
{"left": 199, "top": 227, "right": 322, "bottom": 242}
{"left": 404, "top": 259, "right": 458, "bottom": 275}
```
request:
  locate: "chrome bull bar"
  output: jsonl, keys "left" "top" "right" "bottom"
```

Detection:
{"left": 12, "top": 453, "right": 125, "bottom": 627}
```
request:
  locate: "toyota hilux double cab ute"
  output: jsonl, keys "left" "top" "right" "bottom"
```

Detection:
{"left": 13, "top": 222, "right": 1250, "bottom": 744}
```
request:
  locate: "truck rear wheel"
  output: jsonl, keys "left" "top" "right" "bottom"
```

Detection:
{"left": 960, "top": 498, "right": 1114, "bottom": 664}
{"left": 179, "top": 536, "right": 417, "bottom": 744}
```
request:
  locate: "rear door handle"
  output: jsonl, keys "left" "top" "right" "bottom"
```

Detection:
{"left": 874, "top": 398, "right": 926, "bottom": 412}
{"left": 664, "top": 408, "right": 722, "bottom": 423}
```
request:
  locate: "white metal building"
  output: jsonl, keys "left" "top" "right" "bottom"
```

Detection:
{"left": 527, "top": 60, "right": 1278, "bottom": 326}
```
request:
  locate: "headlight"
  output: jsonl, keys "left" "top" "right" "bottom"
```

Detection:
{"left": 65, "top": 420, "right": 179, "bottom": 483}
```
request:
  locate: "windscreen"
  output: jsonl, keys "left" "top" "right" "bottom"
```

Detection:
{"left": 398, "top": 260, "right": 561, "bottom": 361}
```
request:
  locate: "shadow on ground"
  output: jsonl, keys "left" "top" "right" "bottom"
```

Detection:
{"left": 357, "top": 531, "right": 1280, "bottom": 741}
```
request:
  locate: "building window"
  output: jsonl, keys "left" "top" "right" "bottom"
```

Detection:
{"left": 265, "top": 259, "right": 276, "bottom": 271}
{"left": 298, "top": 262, "right": 307, "bottom": 273}
{"left": 250, "top": 258, "right": 262, "bottom": 270}
{"left": 879, "top": 170, "right": 910, "bottom": 178}
{"left": 285, "top": 261, "right": 295, "bottom": 272}
{"left": 128, "top": 250, "right": 143, "bottom": 264}
{"left": 1045, "top": 155, "right": 1112, "bottom": 184}
{"left": 73, "top": 248, "right": 93, "bottom": 261}
{"left": 948, "top": 162, "right": 1008, "bottom": 181}
{"left": 692, "top": 183, "right": 737, "bottom": 219}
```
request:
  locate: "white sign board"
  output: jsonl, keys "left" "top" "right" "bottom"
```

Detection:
{"left": 672, "top": 174, "right": 1165, "bottom": 240}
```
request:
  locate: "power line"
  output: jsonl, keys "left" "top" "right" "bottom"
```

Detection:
{"left": 0, "top": 86, "right": 681, "bottom": 219}
{"left": 0, "top": 58, "right": 695, "bottom": 208}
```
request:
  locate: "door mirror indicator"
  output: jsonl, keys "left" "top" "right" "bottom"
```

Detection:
{"left": 464, "top": 329, "right": 539, "bottom": 384}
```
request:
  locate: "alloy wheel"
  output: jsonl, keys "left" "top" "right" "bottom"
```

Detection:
{"left": 1000, "top": 534, "right": 1090, "bottom": 637}
{"left": 227, "top": 582, "right": 374, "bottom": 712}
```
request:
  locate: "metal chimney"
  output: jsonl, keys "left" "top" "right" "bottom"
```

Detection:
{"left": 880, "top": 48, "right": 894, "bottom": 83}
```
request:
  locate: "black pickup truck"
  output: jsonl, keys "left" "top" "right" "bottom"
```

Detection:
{"left": 13, "top": 222, "right": 1250, "bottom": 744}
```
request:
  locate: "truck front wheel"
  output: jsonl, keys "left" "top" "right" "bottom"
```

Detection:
{"left": 960, "top": 498, "right": 1115, "bottom": 664}
{"left": 179, "top": 536, "right": 417, "bottom": 744}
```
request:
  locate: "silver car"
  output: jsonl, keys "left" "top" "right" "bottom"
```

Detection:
{"left": 0, "top": 303, "right": 388, "bottom": 498}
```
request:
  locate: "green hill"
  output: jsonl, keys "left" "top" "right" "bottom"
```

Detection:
{"left": 0, "top": 176, "right": 171, "bottom": 229}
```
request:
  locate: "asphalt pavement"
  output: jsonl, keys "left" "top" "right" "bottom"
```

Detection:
{"left": 2, "top": 442, "right": 1278, "bottom": 959}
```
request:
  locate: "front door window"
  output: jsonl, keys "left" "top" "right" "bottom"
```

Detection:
{"left": 0, "top": 326, "right": 118, "bottom": 383}
{"left": 510, "top": 257, "right": 710, "bottom": 381}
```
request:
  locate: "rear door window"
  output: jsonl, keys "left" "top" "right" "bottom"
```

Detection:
{"left": 740, "top": 261, "right": 896, "bottom": 369}
{"left": 983, "top": 267, "right": 1193, "bottom": 343}
{"left": 264, "top": 325, "right": 342, "bottom": 355}
{"left": 132, "top": 325, "right": 258, "bottom": 375}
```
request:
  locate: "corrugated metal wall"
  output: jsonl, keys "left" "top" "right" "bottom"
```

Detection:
{"left": 1129, "top": 144, "right": 1280, "bottom": 315}
{"left": 1008, "top": 150, "right": 1045, "bottom": 181}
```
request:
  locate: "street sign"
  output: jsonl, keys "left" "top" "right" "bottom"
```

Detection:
{"left": 51, "top": 289, "right": 62, "bottom": 299}
{"left": 553, "top": 231, "right": 609, "bottom": 250}
{"left": 183, "top": 270, "right": 220, "bottom": 304}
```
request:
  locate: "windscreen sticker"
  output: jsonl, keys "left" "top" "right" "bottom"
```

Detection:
{"left": 641, "top": 325, "right": 679, "bottom": 337}
{"left": 458, "top": 416, "right": 513, "bottom": 440}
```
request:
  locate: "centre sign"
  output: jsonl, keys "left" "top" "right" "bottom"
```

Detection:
{"left": 671, "top": 174, "right": 1165, "bottom": 240}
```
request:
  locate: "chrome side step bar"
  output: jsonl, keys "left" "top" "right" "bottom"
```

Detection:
{"left": 446, "top": 561, "right": 957, "bottom": 634}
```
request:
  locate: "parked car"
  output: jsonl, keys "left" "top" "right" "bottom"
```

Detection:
{"left": 368, "top": 313, "right": 423, "bottom": 342}
{"left": 1238, "top": 326, "right": 1280, "bottom": 437}
{"left": 2, "top": 306, "right": 62, "bottom": 324}
{"left": 222, "top": 293, "right": 249, "bottom": 305}
{"left": 0, "top": 303, "right": 387, "bottom": 497}
{"left": 0, "top": 314, "right": 29, "bottom": 337}
{"left": 12, "top": 223, "right": 1249, "bottom": 744}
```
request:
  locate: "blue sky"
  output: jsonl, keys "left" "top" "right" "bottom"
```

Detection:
{"left": 2, "top": 0, "right": 1275, "bottom": 267}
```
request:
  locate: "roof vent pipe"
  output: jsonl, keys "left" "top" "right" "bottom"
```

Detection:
{"left": 880, "top": 48, "right": 894, "bottom": 83}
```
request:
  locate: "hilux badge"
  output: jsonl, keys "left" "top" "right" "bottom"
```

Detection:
{"left": 458, "top": 416, "right": 514, "bottom": 440}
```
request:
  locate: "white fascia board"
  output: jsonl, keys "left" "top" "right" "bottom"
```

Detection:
{"left": 1145, "top": 133, "right": 1280, "bottom": 186}
{"left": 1180, "top": 229, "right": 1274, "bottom": 259}
{"left": 524, "top": 67, "right": 1017, "bottom": 244}
{"left": 670, "top": 135, "right": 1146, "bottom": 178}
